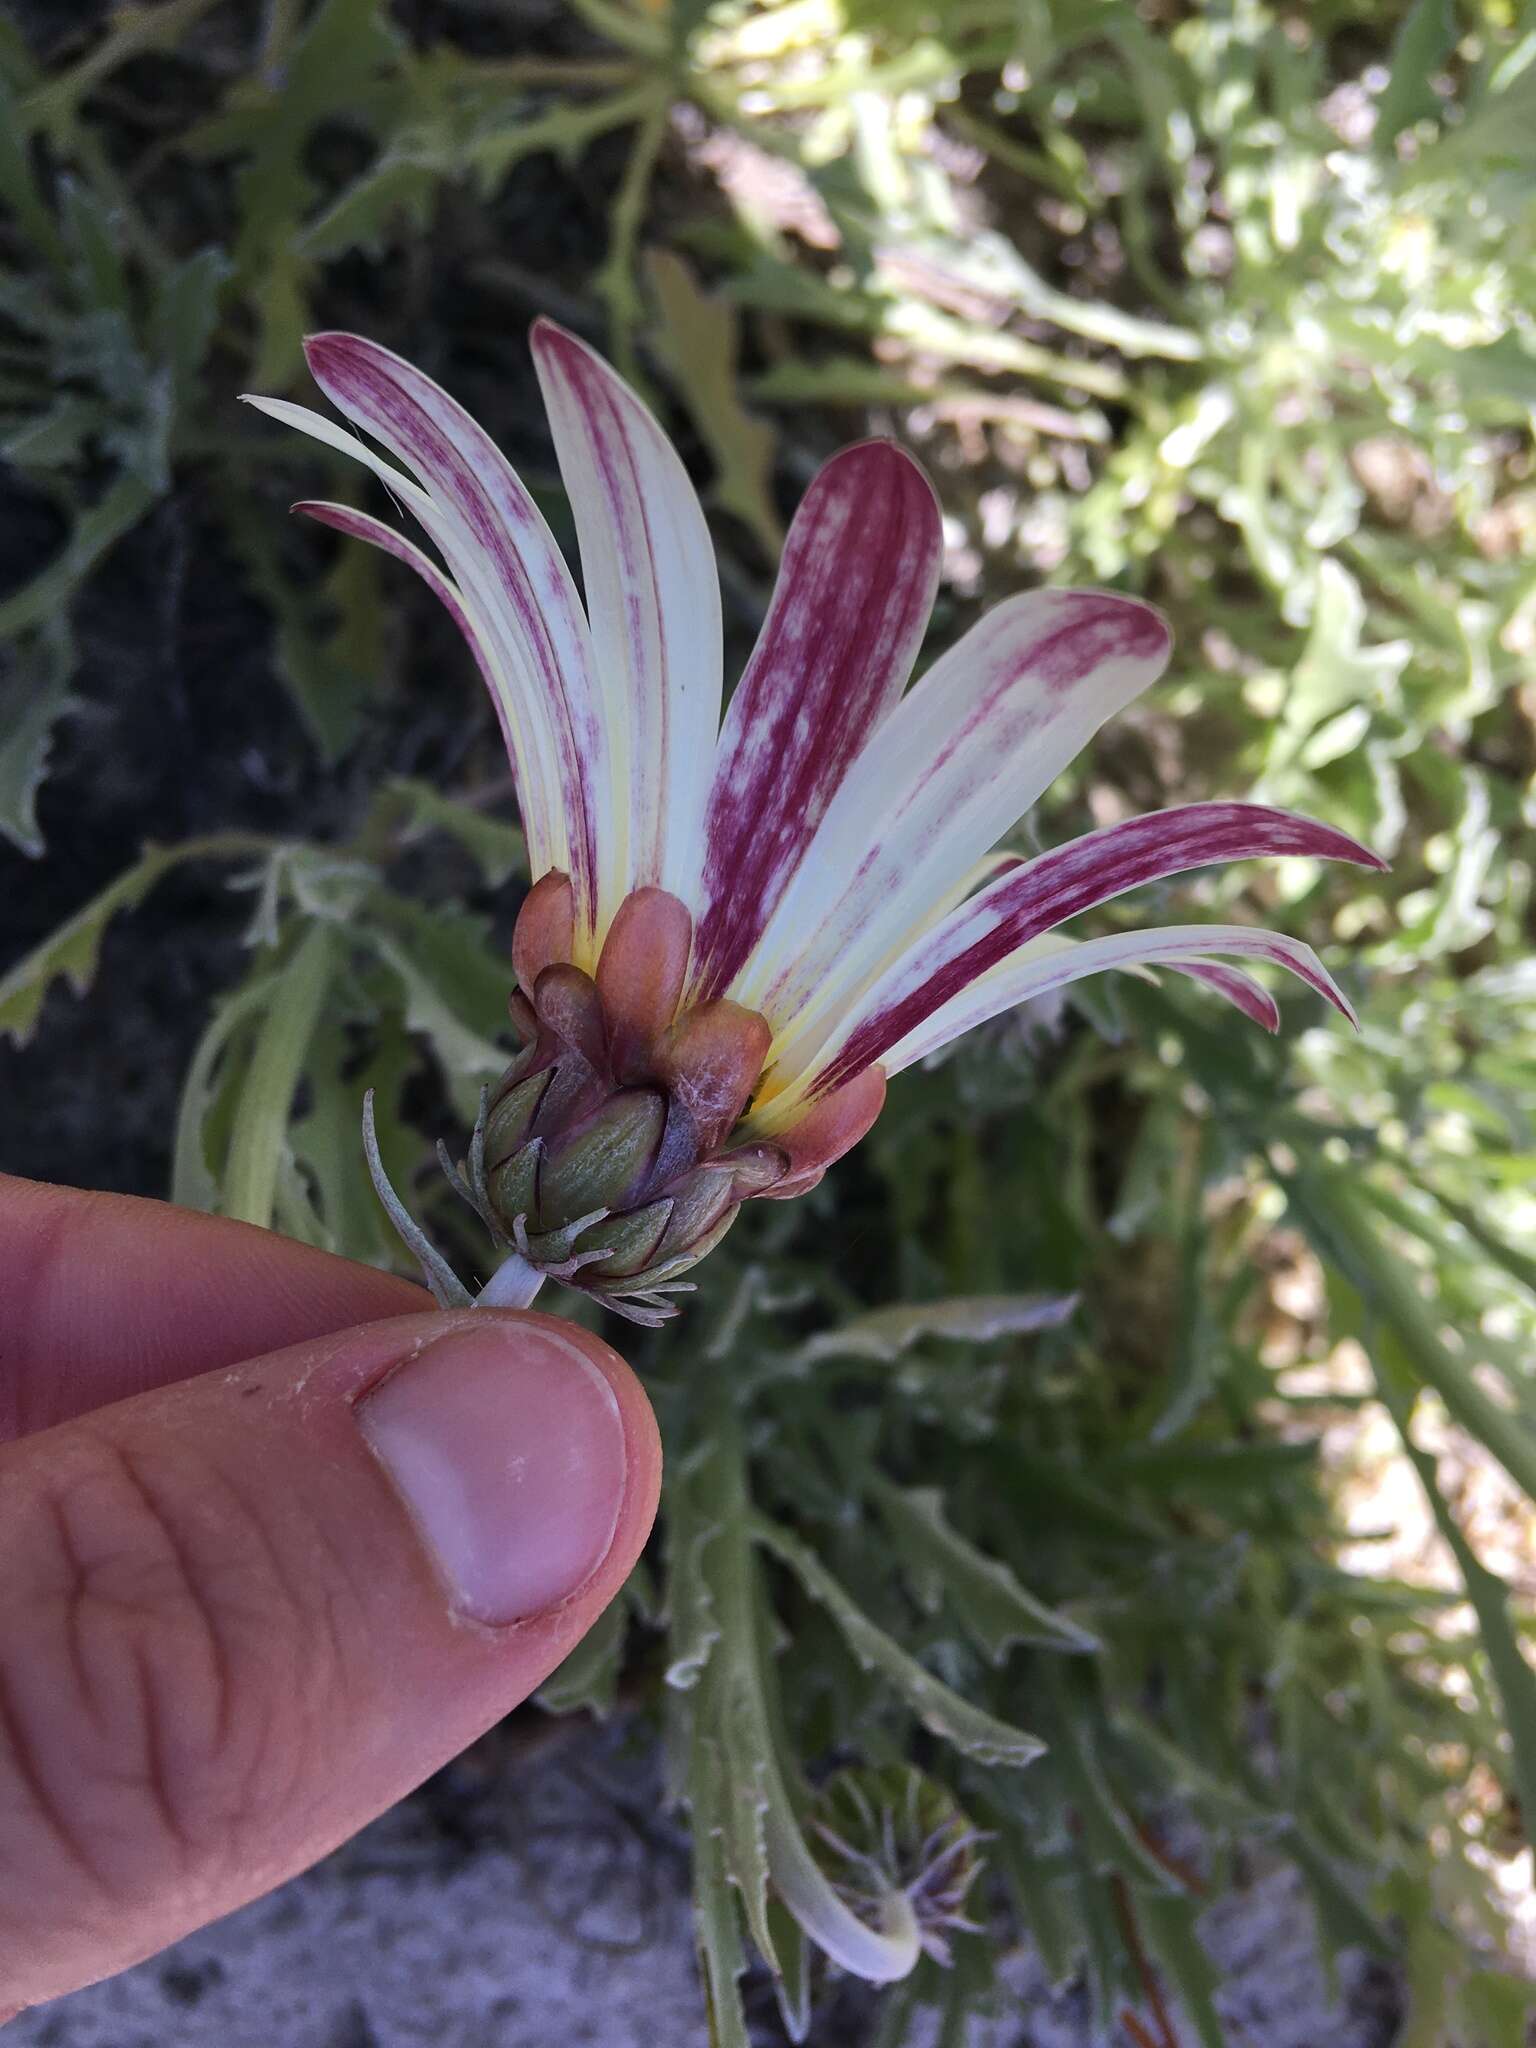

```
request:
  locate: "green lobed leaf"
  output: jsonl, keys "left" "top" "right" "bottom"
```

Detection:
{"left": 0, "top": 620, "right": 73, "bottom": 856}
{"left": 764, "top": 1897, "right": 810, "bottom": 2044}
{"left": 690, "top": 1421, "right": 923, "bottom": 1985}
{"left": 288, "top": 1024, "right": 419, "bottom": 1267}
{"left": 665, "top": 1461, "right": 723, "bottom": 1693}
{"left": 0, "top": 74, "right": 66, "bottom": 268}
{"left": 0, "top": 835, "right": 265, "bottom": 1046}
{"left": 711, "top": 1653, "right": 779, "bottom": 1975}
{"left": 463, "top": 81, "right": 662, "bottom": 186}
{"left": 386, "top": 778, "right": 528, "bottom": 890}
{"left": 223, "top": 493, "right": 383, "bottom": 763}
{"left": 171, "top": 968, "right": 288, "bottom": 1213}
{"left": 150, "top": 246, "right": 230, "bottom": 406}
{"left": 300, "top": 133, "right": 445, "bottom": 263}
{"left": 687, "top": 1715, "right": 754, "bottom": 2048}
{"left": 222, "top": 922, "right": 335, "bottom": 1230}
{"left": 363, "top": 897, "right": 512, "bottom": 1111}
{"left": 1034, "top": 1676, "right": 1186, "bottom": 1892}
{"left": 0, "top": 473, "right": 156, "bottom": 640}
{"left": 982, "top": 1808, "right": 1080, "bottom": 1991}
{"left": 868, "top": 1477, "right": 1100, "bottom": 1658}
{"left": 536, "top": 1582, "right": 629, "bottom": 1717}
{"left": 1284, "top": 1822, "right": 1391, "bottom": 1963}
{"left": 753, "top": 1515, "right": 1046, "bottom": 1770}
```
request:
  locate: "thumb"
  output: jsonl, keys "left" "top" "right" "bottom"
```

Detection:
{"left": 0, "top": 1307, "right": 660, "bottom": 2012}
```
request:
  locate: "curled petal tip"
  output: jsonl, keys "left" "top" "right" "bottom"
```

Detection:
{"left": 1170, "top": 960, "right": 1282, "bottom": 1033}
{"left": 302, "top": 329, "right": 353, "bottom": 368}
{"left": 1309, "top": 961, "right": 1361, "bottom": 1032}
{"left": 834, "top": 435, "right": 938, "bottom": 490}
{"left": 1110, "top": 592, "right": 1173, "bottom": 661}
{"left": 529, "top": 315, "right": 589, "bottom": 364}
{"left": 1255, "top": 807, "right": 1390, "bottom": 873}
{"left": 1040, "top": 588, "right": 1174, "bottom": 674}
{"left": 303, "top": 330, "right": 397, "bottom": 391}
{"left": 1278, "top": 810, "right": 1389, "bottom": 873}
{"left": 1322, "top": 834, "right": 1390, "bottom": 874}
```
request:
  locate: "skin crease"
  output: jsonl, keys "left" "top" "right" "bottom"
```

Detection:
{"left": 0, "top": 1173, "right": 661, "bottom": 2019}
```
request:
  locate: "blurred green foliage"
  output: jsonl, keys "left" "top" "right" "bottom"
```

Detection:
{"left": 3, "top": 0, "right": 1535, "bottom": 2040}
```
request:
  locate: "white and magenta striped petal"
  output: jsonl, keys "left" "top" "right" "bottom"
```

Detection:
{"left": 734, "top": 589, "right": 1172, "bottom": 1055}
{"left": 252, "top": 329, "right": 1384, "bottom": 1223}
{"left": 690, "top": 441, "right": 942, "bottom": 1000}
{"left": 294, "top": 500, "right": 502, "bottom": 719}
{"left": 1166, "top": 959, "right": 1281, "bottom": 1031}
{"left": 245, "top": 378, "right": 591, "bottom": 916}
{"left": 300, "top": 334, "right": 613, "bottom": 950}
{"left": 531, "top": 320, "right": 722, "bottom": 924}
{"left": 759, "top": 801, "right": 1376, "bottom": 1108}
{"left": 873, "top": 925, "right": 1356, "bottom": 1081}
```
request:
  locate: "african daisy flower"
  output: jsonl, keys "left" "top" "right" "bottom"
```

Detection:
{"left": 246, "top": 325, "right": 1381, "bottom": 1322}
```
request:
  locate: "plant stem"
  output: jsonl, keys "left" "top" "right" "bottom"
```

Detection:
{"left": 478, "top": 1253, "right": 546, "bottom": 1310}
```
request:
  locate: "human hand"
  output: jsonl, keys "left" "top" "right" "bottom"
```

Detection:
{"left": 0, "top": 1173, "right": 660, "bottom": 2021}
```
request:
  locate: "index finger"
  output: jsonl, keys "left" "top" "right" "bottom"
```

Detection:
{"left": 0, "top": 1173, "right": 425, "bottom": 1441}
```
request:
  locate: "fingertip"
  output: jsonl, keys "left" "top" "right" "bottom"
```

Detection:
{"left": 354, "top": 1310, "right": 660, "bottom": 1631}
{"left": 501, "top": 1310, "right": 663, "bottom": 1624}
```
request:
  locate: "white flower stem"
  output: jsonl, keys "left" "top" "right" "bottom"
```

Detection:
{"left": 477, "top": 1252, "right": 546, "bottom": 1310}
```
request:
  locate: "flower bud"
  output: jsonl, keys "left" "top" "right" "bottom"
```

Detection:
{"left": 810, "top": 1765, "right": 986, "bottom": 1967}
{"left": 535, "top": 1088, "right": 666, "bottom": 1228}
{"left": 468, "top": 885, "right": 798, "bottom": 1321}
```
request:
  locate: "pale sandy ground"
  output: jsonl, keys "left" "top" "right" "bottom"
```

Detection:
{"left": 12, "top": 1723, "right": 1398, "bottom": 2048}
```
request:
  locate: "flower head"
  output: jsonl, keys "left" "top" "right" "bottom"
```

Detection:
{"left": 246, "top": 326, "right": 1382, "bottom": 1318}
{"left": 810, "top": 1764, "right": 987, "bottom": 1968}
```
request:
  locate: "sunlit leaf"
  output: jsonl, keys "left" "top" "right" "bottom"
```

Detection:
{"left": 798, "top": 1293, "right": 1077, "bottom": 1366}
{"left": 647, "top": 247, "right": 782, "bottom": 557}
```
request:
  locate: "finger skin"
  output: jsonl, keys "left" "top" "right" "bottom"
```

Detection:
{"left": 0, "top": 1173, "right": 426, "bottom": 1440}
{"left": 0, "top": 1308, "right": 661, "bottom": 2013}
